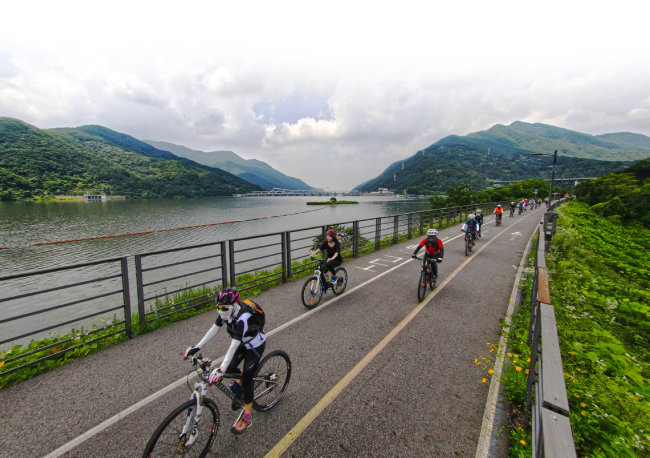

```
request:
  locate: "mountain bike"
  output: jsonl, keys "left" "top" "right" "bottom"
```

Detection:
{"left": 143, "top": 351, "right": 291, "bottom": 457}
{"left": 495, "top": 213, "right": 502, "bottom": 226}
{"left": 414, "top": 255, "right": 440, "bottom": 302}
{"left": 301, "top": 258, "right": 348, "bottom": 309}
{"left": 518, "top": 206, "right": 523, "bottom": 215}
{"left": 509, "top": 207, "right": 515, "bottom": 217}
{"left": 464, "top": 230, "right": 474, "bottom": 256}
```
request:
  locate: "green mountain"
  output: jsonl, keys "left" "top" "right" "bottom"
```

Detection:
{"left": 145, "top": 140, "right": 312, "bottom": 190}
{"left": 0, "top": 118, "right": 259, "bottom": 200}
{"left": 355, "top": 121, "right": 650, "bottom": 194}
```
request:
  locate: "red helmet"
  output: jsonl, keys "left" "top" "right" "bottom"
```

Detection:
{"left": 326, "top": 229, "right": 337, "bottom": 237}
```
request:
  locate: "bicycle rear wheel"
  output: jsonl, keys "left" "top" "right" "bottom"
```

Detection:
{"left": 465, "top": 236, "right": 470, "bottom": 256}
{"left": 301, "top": 276, "right": 323, "bottom": 309}
{"left": 332, "top": 267, "right": 348, "bottom": 295}
{"left": 417, "top": 271, "right": 427, "bottom": 301}
{"left": 252, "top": 350, "right": 292, "bottom": 412}
{"left": 142, "top": 398, "right": 219, "bottom": 458}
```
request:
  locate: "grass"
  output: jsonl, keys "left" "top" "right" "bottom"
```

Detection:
{"left": 500, "top": 201, "right": 650, "bottom": 456}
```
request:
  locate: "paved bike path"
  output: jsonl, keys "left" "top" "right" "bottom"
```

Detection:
{"left": 0, "top": 208, "right": 544, "bottom": 457}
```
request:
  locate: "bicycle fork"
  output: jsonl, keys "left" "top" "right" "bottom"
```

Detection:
{"left": 182, "top": 382, "right": 208, "bottom": 448}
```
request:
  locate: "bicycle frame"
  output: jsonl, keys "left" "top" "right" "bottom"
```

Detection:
{"left": 309, "top": 260, "right": 331, "bottom": 293}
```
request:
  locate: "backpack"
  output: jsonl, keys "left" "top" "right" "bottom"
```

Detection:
{"left": 238, "top": 299, "right": 265, "bottom": 332}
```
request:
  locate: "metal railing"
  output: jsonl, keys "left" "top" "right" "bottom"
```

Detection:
{"left": 0, "top": 257, "right": 131, "bottom": 377}
{"left": 526, "top": 197, "right": 577, "bottom": 457}
{"left": 1, "top": 200, "right": 507, "bottom": 377}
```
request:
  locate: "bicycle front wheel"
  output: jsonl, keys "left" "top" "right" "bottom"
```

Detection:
{"left": 142, "top": 398, "right": 219, "bottom": 458}
{"left": 252, "top": 350, "right": 292, "bottom": 412}
{"left": 301, "top": 276, "right": 323, "bottom": 309}
{"left": 417, "top": 271, "right": 427, "bottom": 301}
{"left": 332, "top": 267, "right": 348, "bottom": 295}
{"left": 465, "top": 237, "right": 470, "bottom": 256}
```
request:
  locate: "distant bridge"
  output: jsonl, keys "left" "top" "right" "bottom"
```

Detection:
{"left": 491, "top": 177, "right": 595, "bottom": 187}
{"left": 239, "top": 187, "right": 334, "bottom": 197}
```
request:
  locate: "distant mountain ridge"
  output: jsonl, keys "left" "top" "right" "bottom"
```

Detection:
{"left": 355, "top": 121, "right": 650, "bottom": 194}
{"left": 0, "top": 118, "right": 259, "bottom": 200}
{"left": 145, "top": 140, "right": 312, "bottom": 191}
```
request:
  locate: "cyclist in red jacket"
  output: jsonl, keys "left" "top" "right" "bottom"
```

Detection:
{"left": 412, "top": 228, "right": 444, "bottom": 278}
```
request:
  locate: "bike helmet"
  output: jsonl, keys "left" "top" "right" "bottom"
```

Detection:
{"left": 476, "top": 209, "right": 482, "bottom": 214}
{"left": 469, "top": 213, "right": 476, "bottom": 220}
{"left": 216, "top": 288, "right": 240, "bottom": 320}
{"left": 426, "top": 228, "right": 438, "bottom": 237}
{"left": 511, "top": 201, "right": 514, "bottom": 205}
{"left": 326, "top": 229, "right": 337, "bottom": 238}
{"left": 497, "top": 204, "right": 502, "bottom": 208}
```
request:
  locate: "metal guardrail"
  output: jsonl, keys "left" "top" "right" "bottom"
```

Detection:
{"left": 0, "top": 257, "right": 132, "bottom": 377}
{"left": 526, "top": 197, "right": 577, "bottom": 457}
{"left": 1, "top": 200, "right": 507, "bottom": 376}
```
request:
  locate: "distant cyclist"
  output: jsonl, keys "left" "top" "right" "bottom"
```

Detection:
{"left": 518, "top": 200, "right": 525, "bottom": 215}
{"left": 412, "top": 228, "right": 444, "bottom": 277}
{"left": 509, "top": 201, "right": 516, "bottom": 217}
{"left": 183, "top": 288, "right": 266, "bottom": 435}
{"left": 461, "top": 213, "right": 480, "bottom": 246}
{"left": 310, "top": 228, "right": 343, "bottom": 284}
{"left": 475, "top": 209, "right": 484, "bottom": 236}
{"left": 493, "top": 204, "right": 503, "bottom": 224}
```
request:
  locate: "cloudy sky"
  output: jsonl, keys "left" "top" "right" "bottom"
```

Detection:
{"left": 2, "top": 0, "right": 649, "bottom": 190}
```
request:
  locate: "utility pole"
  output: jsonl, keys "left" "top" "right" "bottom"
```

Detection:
{"left": 548, "top": 150, "right": 557, "bottom": 203}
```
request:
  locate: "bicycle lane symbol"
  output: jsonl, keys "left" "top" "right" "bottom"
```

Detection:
{"left": 355, "top": 255, "right": 404, "bottom": 272}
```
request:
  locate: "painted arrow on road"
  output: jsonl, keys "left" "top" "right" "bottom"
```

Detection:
{"left": 510, "top": 231, "right": 522, "bottom": 240}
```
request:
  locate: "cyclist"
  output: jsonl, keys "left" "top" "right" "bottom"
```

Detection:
{"left": 412, "top": 228, "right": 444, "bottom": 277}
{"left": 493, "top": 204, "right": 503, "bottom": 224}
{"left": 518, "top": 200, "right": 525, "bottom": 215}
{"left": 183, "top": 287, "right": 266, "bottom": 435}
{"left": 309, "top": 228, "right": 343, "bottom": 285}
{"left": 475, "top": 209, "right": 484, "bottom": 236}
{"left": 509, "top": 201, "right": 516, "bottom": 217}
{"left": 461, "top": 213, "right": 480, "bottom": 246}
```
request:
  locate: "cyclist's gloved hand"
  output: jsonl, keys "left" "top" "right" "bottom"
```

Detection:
{"left": 184, "top": 346, "right": 200, "bottom": 361}
{"left": 412, "top": 254, "right": 417, "bottom": 259}
{"left": 208, "top": 368, "right": 224, "bottom": 385}
{"left": 437, "top": 258, "right": 443, "bottom": 263}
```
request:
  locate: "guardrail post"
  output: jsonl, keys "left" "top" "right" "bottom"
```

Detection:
{"left": 393, "top": 215, "right": 399, "bottom": 244}
{"left": 285, "top": 232, "right": 292, "bottom": 279}
{"left": 121, "top": 257, "right": 133, "bottom": 338}
{"left": 375, "top": 217, "right": 381, "bottom": 251}
{"left": 281, "top": 233, "right": 287, "bottom": 283}
{"left": 526, "top": 301, "right": 542, "bottom": 410}
{"left": 219, "top": 241, "right": 227, "bottom": 289}
{"left": 353, "top": 221, "right": 359, "bottom": 258}
{"left": 438, "top": 209, "right": 443, "bottom": 228}
{"left": 134, "top": 255, "right": 146, "bottom": 326}
{"left": 228, "top": 240, "right": 236, "bottom": 288}
{"left": 419, "top": 212, "right": 425, "bottom": 235}
{"left": 407, "top": 214, "right": 412, "bottom": 239}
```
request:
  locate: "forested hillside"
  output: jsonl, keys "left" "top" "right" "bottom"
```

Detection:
{"left": 0, "top": 118, "right": 259, "bottom": 200}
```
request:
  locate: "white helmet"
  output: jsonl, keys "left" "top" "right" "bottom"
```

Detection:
{"left": 469, "top": 213, "right": 476, "bottom": 220}
{"left": 426, "top": 228, "right": 438, "bottom": 237}
{"left": 476, "top": 209, "right": 482, "bottom": 214}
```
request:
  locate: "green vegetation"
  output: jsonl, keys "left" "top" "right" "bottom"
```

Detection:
{"left": 355, "top": 121, "right": 647, "bottom": 194}
{"left": 0, "top": 118, "right": 259, "bottom": 200}
{"left": 430, "top": 179, "right": 560, "bottom": 208}
{"left": 502, "top": 201, "right": 650, "bottom": 456}
{"left": 575, "top": 158, "right": 650, "bottom": 227}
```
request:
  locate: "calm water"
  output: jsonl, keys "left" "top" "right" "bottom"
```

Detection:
{"left": 0, "top": 196, "right": 430, "bottom": 275}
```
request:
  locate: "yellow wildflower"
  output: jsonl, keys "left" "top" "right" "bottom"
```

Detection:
{"left": 488, "top": 369, "right": 494, "bottom": 374}
{"left": 486, "top": 342, "right": 491, "bottom": 346}
{"left": 581, "top": 411, "right": 587, "bottom": 417}
{"left": 574, "top": 394, "right": 580, "bottom": 398}
{"left": 475, "top": 358, "right": 479, "bottom": 365}
{"left": 516, "top": 366, "right": 522, "bottom": 371}
{"left": 520, "top": 440, "right": 526, "bottom": 446}
{"left": 482, "top": 378, "right": 487, "bottom": 384}
{"left": 580, "top": 402, "right": 586, "bottom": 408}
{"left": 490, "top": 349, "right": 494, "bottom": 352}
{"left": 525, "top": 369, "right": 529, "bottom": 374}
{"left": 0, "top": 361, "right": 4, "bottom": 368}
{"left": 507, "top": 353, "right": 512, "bottom": 357}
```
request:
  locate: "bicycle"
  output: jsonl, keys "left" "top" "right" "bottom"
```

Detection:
{"left": 414, "top": 255, "right": 440, "bottom": 301}
{"left": 301, "top": 258, "right": 348, "bottom": 309}
{"left": 464, "top": 230, "right": 474, "bottom": 256}
{"left": 495, "top": 213, "right": 502, "bottom": 226}
{"left": 518, "top": 206, "right": 523, "bottom": 216}
{"left": 509, "top": 208, "right": 515, "bottom": 218}
{"left": 142, "top": 351, "right": 291, "bottom": 457}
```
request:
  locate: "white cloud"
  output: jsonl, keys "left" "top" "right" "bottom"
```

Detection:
{"left": 1, "top": 0, "right": 650, "bottom": 189}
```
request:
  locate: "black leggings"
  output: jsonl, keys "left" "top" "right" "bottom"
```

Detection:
{"left": 324, "top": 257, "right": 342, "bottom": 276}
{"left": 225, "top": 342, "right": 266, "bottom": 404}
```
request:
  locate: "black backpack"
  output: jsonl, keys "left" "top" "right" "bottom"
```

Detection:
{"left": 238, "top": 299, "right": 265, "bottom": 332}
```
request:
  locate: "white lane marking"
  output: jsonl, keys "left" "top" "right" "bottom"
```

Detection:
{"left": 355, "top": 265, "right": 376, "bottom": 272}
{"left": 44, "top": 214, "right": 523, "bottom": 457}
{"left": 384, "top": 255, "right": 403, "bottom": 263}
{"left": 369, "top": 259, "right": 389, "bottom": 266}
{"left": 510, "top": 231, "right": 522, "bottom": 240}
{"left": 475, "top": 221, "right": 535, "bottom": 457}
